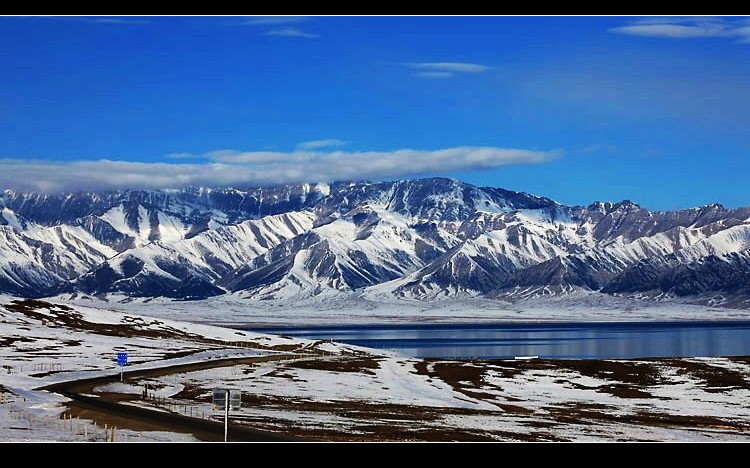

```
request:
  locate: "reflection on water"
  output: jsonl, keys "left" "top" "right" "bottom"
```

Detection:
{"left": 249, "top": 321, "right": 750, "bottom": 359}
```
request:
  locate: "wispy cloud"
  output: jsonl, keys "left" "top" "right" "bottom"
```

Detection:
{"left": 296, "top": 139, "right": 347, "bottom": 150}
{"left": 0, "top": 146, "right": 558, "bottom": 192}
{"left": 242, "top": 16, "right": 310, "bottom": 25}
{"left": 413, "top": 71, "right": 455, "bottom": 79}
{"left": 610, "top": 17, "right": 750, "bottom": 43}
{"left": 630, "top": 16, "right": 724, "bottom": 26}
{"left": 408, "top": 62, "right": 490, "bottom": 73}
{"left": 403, "top": 62, "right": 491, "bottom": 79}
{"left": 242, "top": 16, "right": 319, "bottom": 38}
{"left": 263, "top": 27, "right": 319, "bottom": 39}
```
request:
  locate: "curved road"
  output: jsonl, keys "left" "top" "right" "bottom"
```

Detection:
{"left": 41, "top": 354, "right": 304, "bottom": 442}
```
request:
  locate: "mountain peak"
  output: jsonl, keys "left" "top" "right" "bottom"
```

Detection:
{"left": 614, "top": 199, "right": 640, "bottom": 209}
{"left": 587, "top": 199, "right": 642, "bottom": 214}
{"left": 0, "top": 178, "right": 747, "bottom": 305}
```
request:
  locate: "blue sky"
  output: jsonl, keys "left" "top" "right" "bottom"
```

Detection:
{"left": 1, "top": 15, "right": 749, "bottom": 210}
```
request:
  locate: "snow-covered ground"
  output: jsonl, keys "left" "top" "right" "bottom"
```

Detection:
{"left": 2, "top": 296, "right": 749, "bottom": 441}
{"left": 128, "top": 355, "right": 750, "bottom": 441}
{"left": 57, "top": 291, "right": 750, "bottom": 327}
{"left": 0, "top": 298, "right": 308, "bottom": 388}
{"left": 0, "top": 296, "right": 343, "bottom": 442}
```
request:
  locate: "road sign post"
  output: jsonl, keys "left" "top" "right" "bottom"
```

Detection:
{"left": 117, "top": 352, "right": 128, "bottom": 382}
{"left": 224, "top": 389, "right": 229, "bottom": 442}
{"left": 213, "top": 388, "right": 241, "bottom": 442}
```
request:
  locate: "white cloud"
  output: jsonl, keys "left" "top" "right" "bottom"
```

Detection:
{"left": 263, "top": 27, "right": 319, "bottom": 38}
{"left": 0, "top": 147, "right": 558, "bottom": 193}
{"left": 630, "top": 16, "right": 725, "bottom": 26}
{"left": 406, "top": 62, "right": 490, "bottom": 73}
{"left": 296, "top": 139, "right": 347, "bottom": 150}
{"left": 612, "top": 24, "right": 725, "bottom": 38}
{"left": 403, "top": 62, "right": 490, "bottom": 79}
{"left": 610, "top": 17, "right": 750, "bottom": 43}
{"left": 413, "top": 71, "right": 454, "bottom": 79}
{"left": 240, "top": 16, "right": 319, "bottom": 38}
{"left": 243, "top": 16, "right": 310, "bottom": 25}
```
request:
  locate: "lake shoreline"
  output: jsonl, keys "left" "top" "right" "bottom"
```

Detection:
{"left": 241, "top": 320, "right": 750, "bottom": 360}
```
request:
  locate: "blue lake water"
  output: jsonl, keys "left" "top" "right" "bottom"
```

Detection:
{"left": 248, "top": 321, "right": 750, "bottom": 359}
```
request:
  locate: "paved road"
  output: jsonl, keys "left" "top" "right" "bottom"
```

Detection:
{"left": 41, "top": 354, "right": 303, "bottom": 442}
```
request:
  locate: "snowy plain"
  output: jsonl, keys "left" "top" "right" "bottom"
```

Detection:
{"left": 130, "top": 354, "right": 750, "bottom": 441}
{"left": 56, "top": 290, "right": 750, "bottom": 328}
{"left": 2, "top": 295, "right": 750, "bottom": 441}
{"left": 0, "top": 295, "right": 338, "bottom": 442}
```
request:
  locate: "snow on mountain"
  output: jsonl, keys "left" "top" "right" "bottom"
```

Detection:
{"left": 63, "top": 211, "right": 316, "bottom": 299}
{"left": 0, "top": 220, "right": 115, "bottom": 296}
{"left": 220, "top": 206, "right": 431, "bottom": 300}
{"left": 1, "top": 178, "right": 749, "bottom": 307}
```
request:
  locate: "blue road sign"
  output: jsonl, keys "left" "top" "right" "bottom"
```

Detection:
{"left": 117, "top": 352, "right": 128, "bottom": 366}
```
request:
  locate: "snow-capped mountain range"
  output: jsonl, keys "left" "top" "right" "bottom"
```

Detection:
{"left": 1, "top": 178, "right": 749, "bottom": 307}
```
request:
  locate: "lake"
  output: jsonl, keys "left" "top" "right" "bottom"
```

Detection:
{"left": 248, "top": 321, "right": 750, "bottom": 359}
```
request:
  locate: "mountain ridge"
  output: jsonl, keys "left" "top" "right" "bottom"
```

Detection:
{"left": 1, "top": 177, "right": 749, "bottom": 307}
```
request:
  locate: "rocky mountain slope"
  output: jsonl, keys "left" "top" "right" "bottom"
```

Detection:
{"left": 1, "top": 178, "right": 749, "bottom": 307}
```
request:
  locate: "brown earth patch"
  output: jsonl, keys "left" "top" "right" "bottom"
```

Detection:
{"left": 262, "top": 369, "right": 308, "bottom": 382}
{"left": 596, "top": 383, "right": 655, "bottom": 399}
{"left": 286, "top": 357, "right": 381, "bottom": 375}
{"left": 667, "top": 359, "right": 750, "bottom": 393}
{"left": 551, "top": 359, "right": 664, "bottom": 387}
{"left": 0, "top": 336, "right": 35, "bottom": 346}
{"left": 173, "top": 384, "right": 211, "bottom": 401}
{"left": 729, "top": 357, "right": 750, "bottom": 365}
{"left": 483, "top": 359, "right": 559, "bottom": 377}
{"left": 547, "top": 402, "right": 750, "bottom": 432}
{"left": 460, "top": 389, "right": 501, "bottom": 401}
{"left": 413, "top": 360, "right": 488, "bottom": 391}
{"left": 495, "top": 403, "right": 534, "bottom": 415}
